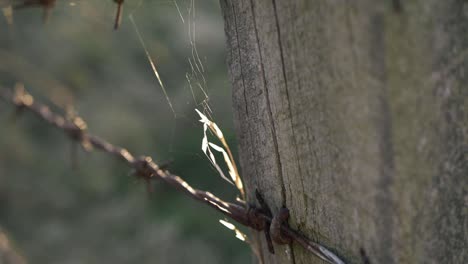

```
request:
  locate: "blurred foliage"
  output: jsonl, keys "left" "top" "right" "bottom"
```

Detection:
{"left": 0, "top": 0, "right": 250, "bottom": 263}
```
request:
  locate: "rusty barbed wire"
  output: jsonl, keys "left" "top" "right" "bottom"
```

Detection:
{"left": 0, "top": 87, "right": 347, "bottom": 264}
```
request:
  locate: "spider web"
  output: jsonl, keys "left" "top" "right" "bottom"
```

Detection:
{"left": 0, "top": 0, "right": 229, "bottom": 178}
{"left": 124, "top": 0, "right": 230, "bottom": 174}
{"left": 128, "top": 0, "right": 212, "bottom": 120}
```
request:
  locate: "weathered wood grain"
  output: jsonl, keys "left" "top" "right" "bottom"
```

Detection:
{"left": 220, "top": 0, "right": 467, "bottom": 263}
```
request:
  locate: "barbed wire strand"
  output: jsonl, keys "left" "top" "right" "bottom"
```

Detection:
{"left": 0, "top": 87, "right": 346, "bottom": 264}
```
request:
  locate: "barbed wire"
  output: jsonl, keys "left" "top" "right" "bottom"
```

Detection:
{"left": 0, "top": 86, "right": 347, "bottom": 264}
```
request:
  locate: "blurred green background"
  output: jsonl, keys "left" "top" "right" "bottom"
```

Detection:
{"left": 0, "top": 0, "right": 251, "bottom": 263}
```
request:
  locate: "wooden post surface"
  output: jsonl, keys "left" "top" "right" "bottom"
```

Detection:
{"left": 220, "top": 1, "right": 467, "bottom": 263}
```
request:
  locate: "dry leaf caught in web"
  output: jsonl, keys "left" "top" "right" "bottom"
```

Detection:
{"left": 196, "top": 109, "right": 245, "bottom": 199}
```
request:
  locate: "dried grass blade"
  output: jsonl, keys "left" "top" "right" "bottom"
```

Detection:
{"left": 201, "top": 122, "right": 234, "bottom": 185}
{"left": 219, "top": 219, "right": 247, "bottom": 242}
{"left": 196, "top": 109, "right": 245, "bottom": 198}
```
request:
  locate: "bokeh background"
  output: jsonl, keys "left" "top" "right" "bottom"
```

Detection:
{"left": 0, "top": 0, "right": 251, "bottom": 263}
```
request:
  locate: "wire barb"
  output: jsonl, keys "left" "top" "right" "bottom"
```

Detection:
{"left": 114, "top": 0, "right": 124, "bottom": 30}
{"left": 270, "top": 207, "right": 293, "bottom": 245}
